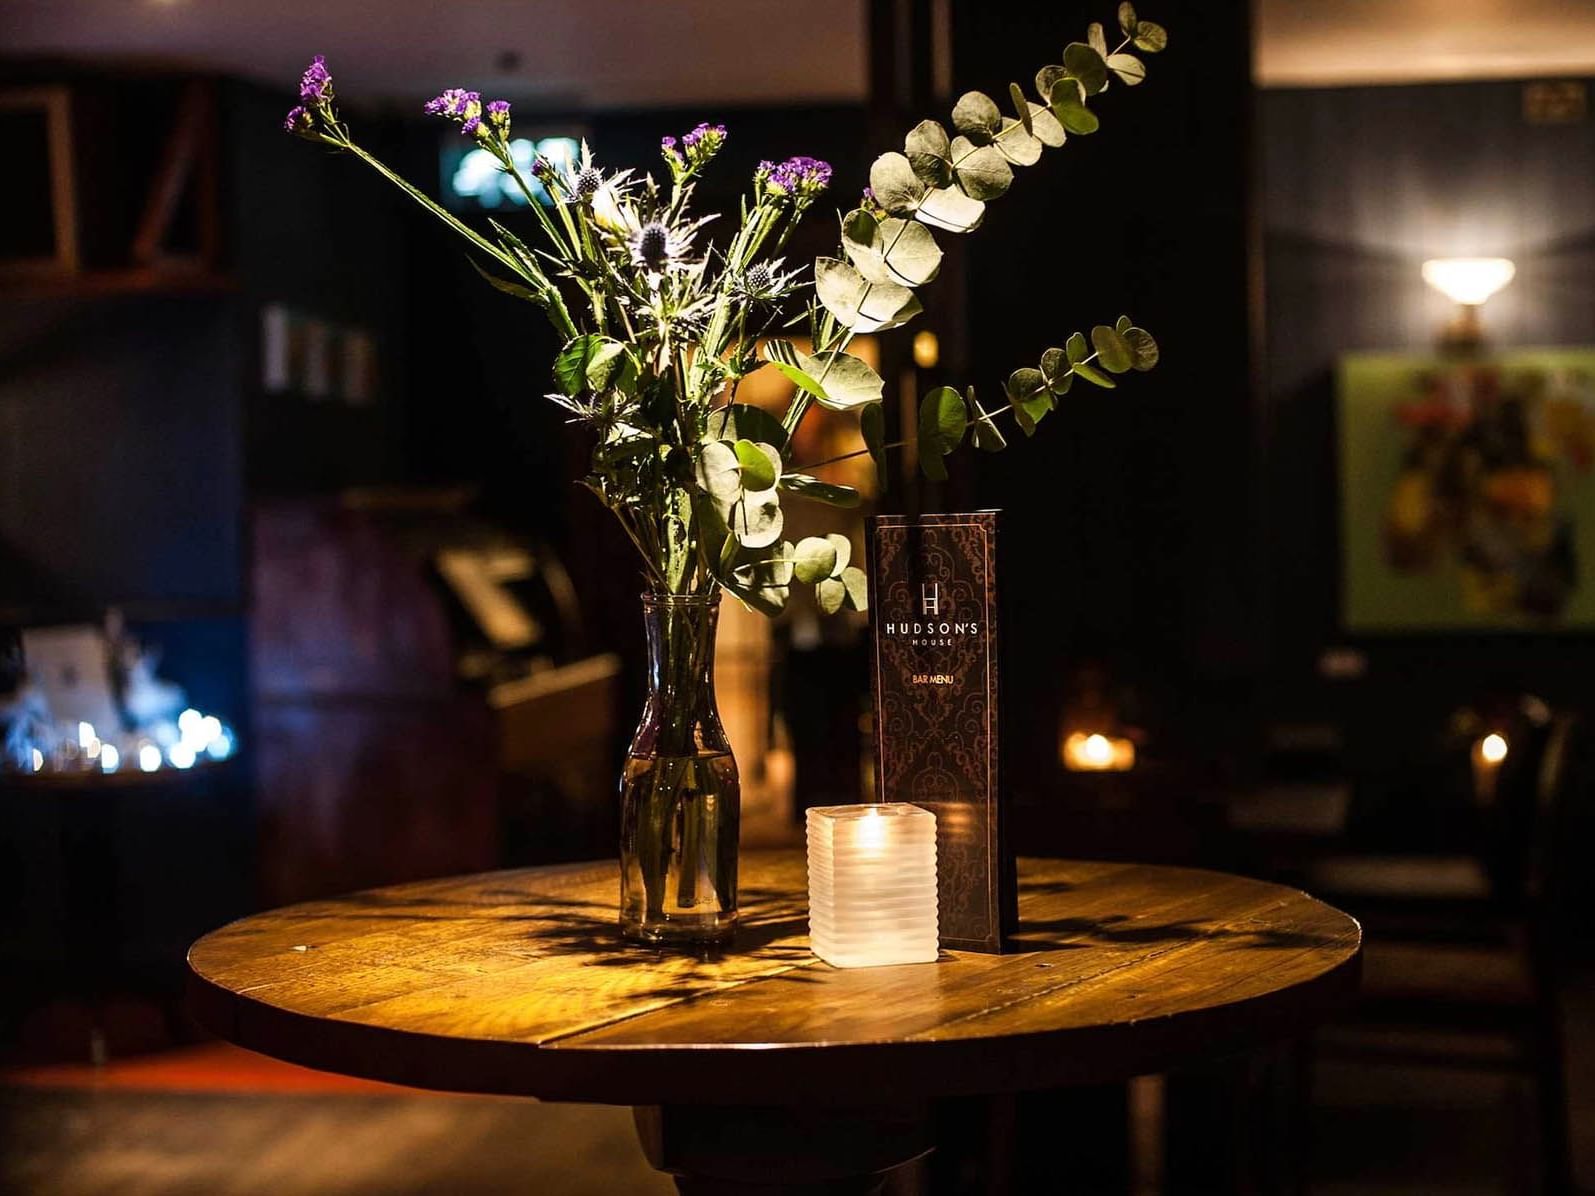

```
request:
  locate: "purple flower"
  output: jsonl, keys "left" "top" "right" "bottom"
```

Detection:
{"left": 682, "top": 121, "right": 725, "bottom": 151}
{"left": 424, "top": 88, "right": 479, "bottom": 118}
{"left": 300, "top": 55, "right": 332, "bottom": 103}
{"left": 661, "top": 135, "right": 677, "bottom": 152}
{"left": 485, "top": 99, "right": 511, "bottom": 132}
{"left": 762, "top": 155, "right": 832, "bottom": 199}
{"left": 283, "top": 105, "right": 314, "bottom": 136}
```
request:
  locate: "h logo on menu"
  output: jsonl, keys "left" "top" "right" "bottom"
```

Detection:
{"left": 921, "top": 582, "right": 940, "bottom": 617}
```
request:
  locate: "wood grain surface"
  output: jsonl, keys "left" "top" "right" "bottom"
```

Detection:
{"left": 188, "top": 853, "right": 1360, "bottom": 1106}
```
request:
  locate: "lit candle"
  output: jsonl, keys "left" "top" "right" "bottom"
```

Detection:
{"left": 806, "top": 803, "right": 938, "bottom": 969}
{"left": 1061, "top": 731, "right": 1136, "bottom": 772}
{"left": 1472, "top": 731, "right": 1508, "bottom": 802}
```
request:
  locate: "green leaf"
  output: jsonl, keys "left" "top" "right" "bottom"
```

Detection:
{"left": 1005, "top": 368, "right": 1052, "bottom": 436}
{"left": 816, "top": 577, "right": 846, "bottom": 615}
{"left": 1035, "top": 64, "right": 1068, "bottom": 104}
{"left": 1009, "top": 82, "right": 1032, "bottom": 133}
{"left": 734, "top": 439, "right": 780, "bottom": 492}
{"left": 554, "top": 334, "right": 636, "bottom": 396}
{"left": 1072, "top": 360, "right": 1117, "bottom": 389}
{"left": 1063, "top": 42, "right": 1109, "bottom": 95}
{"left": 732, "top": 541, "right": 795, "bottom": 588}
{"left": 995, "top": 118, "right": 1043, "bottom": 167}
{"left": 1026, "top": 102, "right": 1067, "bottom": 148}
{"left": 915, "top": 186, "right": 985, "bottom": 233}
{"left": 1133, "top": 20, "right": 1168, "bottom": 52}
{"left": 695, "top": 440, "right": 744, "bottom": 502}
{"left": 1091, "top": 325, "right": 1133, "bottom": 374}
{"left": 706, "top": 401, "right": 789, "bottom": 449}
{"left": 949, "top": 136, "right": 1013, "bottom": 200}
{"left": 793, "top": 536, "right": 839, "bottom": 584}
{"left": 904, "top": 119, "right": 952, "bottom": 186}
{"left": 1050, "top": 79, "right": 1100, "bottom": 135}
{"left": 1115, "top": 314, "right": 1133, "bottom": 334}
{"left": 950, "top": 90, "right": 1002, "bottom": 143}
{"left": 1087, "top": 21, "right": 1109, "bottom": 58}
{"left": 814, "top": 257, "right": 922, "bottom": 333}
{"left": 781, "top": 474, "right": 862, "bottom": 508}
{"left": 798, "top": 350, "right": 885, "bottom": 411}
{"left": 840, "top": 566, "right": 869, "bottom": 612}
{"left": 860, "top": 402, "right": 888, "bottom": 490}
{"left": 1118, "top": 1, "right": 1138, "bottom": 36}
{"left": 843, "top": 212, "right": 943, "bottom": 287}
{"left": 730, "top": 489, "right": 784, "bottom": 549}
{"left": 1123, "top": 326, "right": 1160, "bottom": 371}
{"left": 827, "top": 533, "right": 852, "bottom": 573}
{"left": 1040, "top": 347, "right": 1075, "bottom": 395}
{"left": 1066, "top": 331, "right": 1090, "bottom": 364}
{"left": 469, "top": 259, "right": 539, "bottom": 304}
{"left": 1106, "top": 52, "right": 1146, "bottom": 85}
{"left": 968, "top": 387, "right": 1007, "bottom": 452}
{"left": 918, "top": 385, "right": 967, "bottom": 479}
{"left": 868, "top": 152, "right": 926, "bottom": 214}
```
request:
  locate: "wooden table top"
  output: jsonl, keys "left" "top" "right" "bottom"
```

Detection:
{"left": 188, "top": 853, "right": 1360, "bottom": 1106}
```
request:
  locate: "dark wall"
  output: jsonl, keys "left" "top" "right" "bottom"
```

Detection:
{"left": 1261, "top": 79, "right": 1595, "bottom": 715}
{"left": 952, "top": 0, "right": 1259, "bottom": 787}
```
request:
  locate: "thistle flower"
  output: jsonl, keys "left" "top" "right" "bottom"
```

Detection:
{"left": 574, "top": 166, "right": 603, "bottom": 199}
{"left": 628, "top": 219, "right": 696, "bottom": 275}
{"left": 732, "top": 258, "right": 800, "bottom": 304}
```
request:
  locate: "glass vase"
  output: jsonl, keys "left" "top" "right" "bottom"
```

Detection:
{"left": 619, "top": 592, "right": 740, "bottom": 948}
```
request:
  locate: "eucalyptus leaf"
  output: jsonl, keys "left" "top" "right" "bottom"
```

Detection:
{"left": 734, "top": 439, "right": 780, "bottom": 492}
{"left": 917, "top": 385, "right": 967, "bottom": 479}
{"left": 1091, "top": 324, "right": 1133, "bottom": 374}
{"left": 730, "top": 490, "right": 784, "bottom": 549}
{"left": 1087, "top": 21, "right": 1109, "bottom": 57}
{"left": 733, "top": 541, "right": 795, "bottom": 588}
{"left": 706, "top": 401, "right": 789, "bottom": 449}
{"left": 827, "top": 533, "right": 852, "bottom": 573}
{"left": 915, "top": 186, "right": 986, "bottom": 233}
{"left": 949, "top": 136, "right": 1013, "bottom": 201}
{"left": 816, "top": 577, "right": 846, "bottom": 615}
{"left": 1026, "top": 102, "right": 1068, "bottom": 147}
{"left": 793, "top": 536, "right": 839, "bottom": 585}
{"left": 1040, "top": 347, "right": 1075, "bottom": 395}
{"left": 1005, "top": 368, "right": 1052, "bottom": 436}
{"left": 814, "top": 257, "right": 922, "bottom": 333}
{"left": 995, "top": 118, "right": 1043, "bottom": 166}
{"left": 1009, "top": 82, "right": 1032, "bottom": 133}
{"left": 840, "top": 566, "right": 869, "bottom": 612}
{"left": 1123, "top": 326, "right": 1160, "bottom": 370}
{"left": 1063, "top": 42, "right": 1109, "bottom": 95}
{"left": 904, "top": 119, "right": 953, "bottom": 186}
{"left": 1133, "top": 20, "right": 1168, "bottom": 52}
{"left": 1035, "top": 65, "right": 1068, "bottom": 104}
{"left": 968, "top": 388, "right": 1008, "bottom": 452}
{"left": 1115, "top": 314, "right": 1133, "bottom": 334}
{"left": 868, "top": 152, "right": 926, "bottom": 214}
{"left": 950, "top": 90, "right": 1002, "bottom": 143}
{"left": 843, "top": 213, "right": 943, "bottom": 287}
{"left": 1066, "top": 331, "right": 1090, "bottom": 364}
{"left": 1106, "top": 52, "right": 1146, "bottom": 85}
{"left": 798, "top": 350, "right": 886, "bottom": 410}
{"left": 695, "top": 440, "right": 744, "bottom": 502}
{"left": 1049, "top": 79, "right": 1100, "bottom": 135}
{"left": 780, "top": 474, "right": 862, "bottom": 508}
{"left": 1072, "top": 360, "right": 1117, "bottom": 389}
{"left": 860, "top": 402, "right": 888, "bottom": 490}
{"left": 1118, "top": 1, "right": 1137, "bottom": 35}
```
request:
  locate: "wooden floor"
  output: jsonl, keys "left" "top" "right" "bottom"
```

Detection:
{"left": 0, "top": 1089, "right": 672, "bottom": 1196}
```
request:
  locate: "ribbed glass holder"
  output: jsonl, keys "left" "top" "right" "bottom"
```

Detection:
{"left": 805, "top": 803, "right": 939, "bottom": 968}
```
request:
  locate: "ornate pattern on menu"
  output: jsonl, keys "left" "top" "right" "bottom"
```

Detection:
{"left": 869, "top": 512, "right": 1008, "bottom": 951}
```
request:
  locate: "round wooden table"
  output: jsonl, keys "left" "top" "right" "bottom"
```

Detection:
{"left": 188, "top": 852, "right": 1360, "bottom": 1194}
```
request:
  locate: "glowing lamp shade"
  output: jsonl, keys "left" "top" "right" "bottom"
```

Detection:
{"left": 1421, "top": 257, "right": 1516, "bottom": 306}
{"left": 806, "top": 804, "right": 938, "bottom": 969}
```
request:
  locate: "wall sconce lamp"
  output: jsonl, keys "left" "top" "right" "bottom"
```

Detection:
{"left": 1421, "top": 257, "right": 1515, "bottom": 353}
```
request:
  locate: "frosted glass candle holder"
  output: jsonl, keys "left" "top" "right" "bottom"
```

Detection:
{"left": 806, "top": 803, "right": 938, "bottom": 968}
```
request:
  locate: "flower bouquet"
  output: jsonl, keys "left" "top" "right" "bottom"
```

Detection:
{"left": 285, "top": 4, "right": 1168, "bottom": 947}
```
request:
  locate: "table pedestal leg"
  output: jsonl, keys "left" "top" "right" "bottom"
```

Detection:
{"left": 633, "top": 1103, "right": 933, "bottom": 1195}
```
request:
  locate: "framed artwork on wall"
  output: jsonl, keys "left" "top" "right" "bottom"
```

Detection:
{"left": 1340, "top": 349, "right": 1595, "bottom": 631}
{"left": 0, "top": 86, "right": 78, "bottom": 278}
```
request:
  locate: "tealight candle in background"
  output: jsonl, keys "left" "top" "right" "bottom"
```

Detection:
{"left": 1061, "top": 730, "right": 1136, "bottom": 772}
{"left": 806, "top": 803, "right": 938, "bottom": 969}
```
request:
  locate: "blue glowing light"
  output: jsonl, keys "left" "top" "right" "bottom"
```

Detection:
{"left": 450, "top": 137, "right": 579, "bottom": 208}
